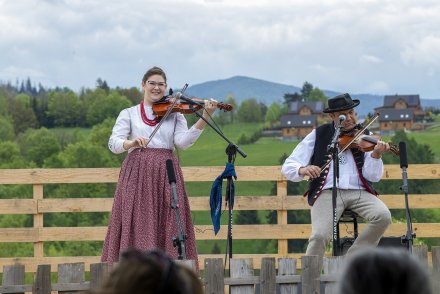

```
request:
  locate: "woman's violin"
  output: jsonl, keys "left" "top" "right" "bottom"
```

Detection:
{"left": 152, "top": 96, "right": 233, "bottom": 118}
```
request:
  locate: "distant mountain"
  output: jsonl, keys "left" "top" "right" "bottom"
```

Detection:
{"left": 182, "top": 76, "right": 440, "bottom": 118}
{"left": 185, "top": 76, "right": 300, "bottom": 105}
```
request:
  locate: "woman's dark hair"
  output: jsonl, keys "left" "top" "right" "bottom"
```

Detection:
{"left": 84, "top": 248, "right": 203, "bottom": 294}
{"left": 338, "top": 248, "right": 432, "bottom": 294}
{"left": 142, "top": 66, "right": 167, "bottom": 84}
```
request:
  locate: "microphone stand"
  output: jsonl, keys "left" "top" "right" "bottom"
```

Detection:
{"left": 166, "top": 159, "right": 187, "bottom": 260}
{"left": 329, "top": 122, "right": 343, "bottom": 256}
{"left": 171, "top": 182, "right": 187, "bottom": 260}
{"left": 400, "top": 163, "right": 415, "bottom": 253}
{"left": 188, "top": 104, "right": 246, "bottom": 264}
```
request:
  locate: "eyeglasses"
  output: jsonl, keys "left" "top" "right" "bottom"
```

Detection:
{"left": 146, "top": 81, "right": 167, "bottom": 88}
{"left": 120, "top": 248, "right": 174, "bottom": 293}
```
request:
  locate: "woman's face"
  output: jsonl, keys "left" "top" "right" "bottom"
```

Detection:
{"left": 142, "top": 74, "right": 167, "bottom": 105}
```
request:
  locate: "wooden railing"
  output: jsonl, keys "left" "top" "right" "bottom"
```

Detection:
{"left": 1, "top": 165, "right": 440, "bottom": 273}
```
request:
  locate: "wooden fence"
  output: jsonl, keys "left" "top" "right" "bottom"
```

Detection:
{"left": 1, "top": 246, "right": 439, "bottom": 294}
{"left": 1, "top": 165, "right": 440, "bottom": 273}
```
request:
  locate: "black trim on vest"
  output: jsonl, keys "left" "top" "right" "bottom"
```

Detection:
{"left": 304, "top": 124, "right": 378, "bottom": 206}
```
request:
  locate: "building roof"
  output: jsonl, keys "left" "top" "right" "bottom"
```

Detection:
{"left": 383, "top": 94, "right": 421, "bottom": 108}
{"left": 288, "top": 101, "right": 324, "bottom": 114}
{"left": 280, "top": 114, "right": 317, "bottom": 127}
{"left": 378, "top": 109, "right": 414, "bottom": 122}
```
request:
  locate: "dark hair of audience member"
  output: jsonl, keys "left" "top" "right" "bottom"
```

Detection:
{"left": 338, "top": 247, "right": 432, "bottom": 294}
{"left": 85, "top": 248, "right": 203, "bottom": 294}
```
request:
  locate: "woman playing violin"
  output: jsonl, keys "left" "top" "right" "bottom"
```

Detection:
{"left": 281, "top": 93, "right": 392, "bottom": 270}
{"left": 102, "top": 66, "right": 218, "bottom": 268}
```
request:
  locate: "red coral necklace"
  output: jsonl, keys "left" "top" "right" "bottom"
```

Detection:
{"left": 140, "top": 101, "right": 158, "bottom": 126}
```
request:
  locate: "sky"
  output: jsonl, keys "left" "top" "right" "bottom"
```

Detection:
{"left": 1, "top": 0, "right": 440, "bottom": 99}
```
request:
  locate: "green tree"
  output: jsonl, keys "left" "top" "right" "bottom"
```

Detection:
{"left": 283, "top": 92, "right": 301, "bottom": 104}
{"left": 96, "top": 78, "right": 110, "bottom": 94}
{"left": 86, "top": 91, "right": 131, "bottom": 126}
{"left": 18, "top": 128, "right": 61, "bottom": 167}
{"left": 237, "top": 98, "right": 263, "bottom": 123}
{"left": 89, "top": 118, "right": 125, "bottom": 166}
{"left": 265, "top": 102, "right": 282, "bottom": 128}
{"left": 54, "top": 141, "right": 115, "bottom": 168}
{"left": 47, "top": 90, "right": 82, "bottom": 127}
{"left": 0, "top": 90, "right": 9, "bottom": 116}
{"left": 308, "top": 88, "right": 328, "bottom": 103}
{"left": 116, "top": 87, "right": 142, "bottom": 105}
{"left": 301, "top": 82, "right": 314, "bottom": 100}
{"left": 8, "top": 93, "right": 39, "bottom": 133}
{"left": 215, "top": 93, "right": 237, "bottom": 125}
{"left": 0, "top": 141, "right": 29, "bottom": 168}
{"left": 33, "top": 91, "right": 54, "bottom": 128}
{"left": 0, "top": 116, "right": 15, "bottom": 142}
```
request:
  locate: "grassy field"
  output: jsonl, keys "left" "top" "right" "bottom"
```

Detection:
{"left": 177, "top": 123, "right": 297, "bottom": 166}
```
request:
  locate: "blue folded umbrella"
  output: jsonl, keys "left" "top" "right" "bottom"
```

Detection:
{"left": 209, "top": 162, "right": 237, "bottom": 235}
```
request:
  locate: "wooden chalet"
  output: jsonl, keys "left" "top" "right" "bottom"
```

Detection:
{"left": 280, "top": 101, "right": 324, "bottom": 139}
{"left": 375, "top": 94, "right": 426, "bottom": 131}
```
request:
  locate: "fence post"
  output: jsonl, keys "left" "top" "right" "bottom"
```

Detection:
{"left": 204, "top": 258, "right": 225, "bottom": 294}
{"left": 90, "top": 263, "right": 112, "bottom": 290}
{"left": 323, "top": 256, "right": 344, "bottom": 294}
{"left": 412, "top": 244, "right": 429, "bottom": 267}
{"left": 230, "top": 258, "right": 254, "bottom": 294}
{"left": 57, "top": 263, "right": 85, "bottom": 294}
{"left": 2, "top": 264, "right": 25, "bottom": 294}
{"left": 301, "top": 255, "right": 320, "bottom": 294}
{"left": 432, "top": 246, "right": 440, "bottom": 294}
{"left": 277, "top": 180, "right": 288, "bottom": 256}
{"left": 260, "top": 257, "right": 276, "bottom": 294}
{"left": 278, "top": 257, "right": 297, "bottom": 294}
{"left": 32, "top": 264, "right": 51, "bottom": 294}
{"left": 33, "top": 184, "right": 44, "bottom": 260}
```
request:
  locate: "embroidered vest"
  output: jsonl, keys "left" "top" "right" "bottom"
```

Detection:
{"left": 304, "top": 123, "right": 378, "bottom": 206}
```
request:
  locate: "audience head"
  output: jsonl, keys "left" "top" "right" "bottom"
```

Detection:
{"left": 86, "top": 248, "right": 203, "bottom": 294}
{"left": 338, "top": 247, "right": 432, "bottom": 294}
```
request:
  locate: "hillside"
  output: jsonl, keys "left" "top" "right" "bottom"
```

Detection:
{"left": 183, "top": 76, "right": 440, "bottom": 117}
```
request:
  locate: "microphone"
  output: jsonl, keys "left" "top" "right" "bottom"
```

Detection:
{"left": 399, "top": 142, "right": 408, "bottom": 168}
{"left": 339, "top": 114, "right": 346, "bottom": 123}
{"left": 166, "top": 159, "right": 176, "bottom": 184}
{"left": 174, "top": 91, "right": 204, "bottom": 107}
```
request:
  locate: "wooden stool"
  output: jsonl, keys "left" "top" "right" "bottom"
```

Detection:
{"left": 335, "top": 209, "right": 359, "bottom": 256}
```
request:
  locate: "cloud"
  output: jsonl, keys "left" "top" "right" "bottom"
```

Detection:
{"left": 0, "top": 0, "right": 440, "bottom": 98}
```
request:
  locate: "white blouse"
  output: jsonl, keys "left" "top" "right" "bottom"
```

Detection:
{"left": 108, "top": 104, "right": 203, "bottom": 154}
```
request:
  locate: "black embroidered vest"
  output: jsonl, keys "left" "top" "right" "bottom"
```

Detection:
{"left": 304, "top": 123, "right": 378, "bottom": 206}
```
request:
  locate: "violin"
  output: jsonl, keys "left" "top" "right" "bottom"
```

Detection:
{"left": 152, "top": 96, "right": 233, "bottom": 118}
{"left": 338, "top": 125, "right": 400, "bottom": 156}
{"left": 339, "top": 132, "right": 400, "bottom": 156}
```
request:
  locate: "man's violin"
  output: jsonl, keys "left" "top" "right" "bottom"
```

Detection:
{"left": 339, "top": 131, "right": 400, "bottom": 156}
{"left": 152, "top": 96, "right": 233, "bottom": 118}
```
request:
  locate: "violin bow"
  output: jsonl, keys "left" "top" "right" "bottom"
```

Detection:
{"left": 318, "top": 112, "right": 380, "bottom": 173}
{"left": 144, "top": 84, "right": 188, "bottom": 147}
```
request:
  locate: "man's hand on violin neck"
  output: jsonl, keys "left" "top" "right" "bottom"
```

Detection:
{"left": 371, "top": 140, "right": 390, "bottom": 159}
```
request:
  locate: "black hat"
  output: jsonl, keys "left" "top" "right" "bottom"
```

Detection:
{"left": 323, "top": 93, "right": 360, "bottom": 113}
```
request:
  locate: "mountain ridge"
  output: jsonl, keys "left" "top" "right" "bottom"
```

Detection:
{"left": 181, "top": 76, "right": 440, "bottom": 117}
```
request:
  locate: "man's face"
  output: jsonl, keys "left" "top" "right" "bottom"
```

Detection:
{"left": 329, "top": 108, "right": 357, "bottom": 131}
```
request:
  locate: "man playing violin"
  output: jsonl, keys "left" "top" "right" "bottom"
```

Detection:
{"left": 102, "top": 66, "right": 218, "bottom": 270}
{"left": 281, "top": 93, "right": 392, "bottom": 269}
